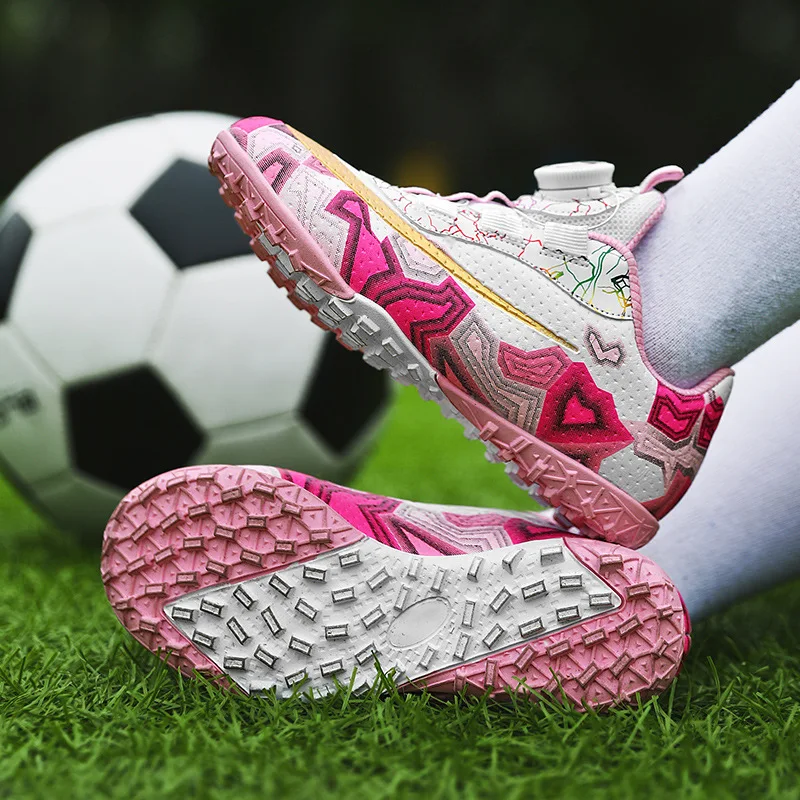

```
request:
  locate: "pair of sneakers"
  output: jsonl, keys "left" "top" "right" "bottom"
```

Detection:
{"left": 102, "top": 117, "right": 733, "bottom": 710}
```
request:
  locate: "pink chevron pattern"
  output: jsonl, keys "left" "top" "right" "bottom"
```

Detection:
{"left": 447, "top": 316, "right": 546, "bottom": 431}
{"left": 497, "top": 342, "right": 571, "bottom": 389}
{"left": 327, "top": 190, "right": 476, "bottom": 360}
{"left": 585, "top": 326, "right": 626, "bottom": 367}
{"left": 648, "top": 385, "right": 706, "bottom": 442}
{"left": 257, "top": 148, "right": 299, "bottom": 193}
{"left": 629, "top": 386, "right": 728, "bottom": 514}
{"left": 280, "top": 469, "right": 559, "bottom": 555}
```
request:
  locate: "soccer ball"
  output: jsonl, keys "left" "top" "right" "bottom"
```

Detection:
{"left": 0, "top": 112, "right": 391, "bottom": 538}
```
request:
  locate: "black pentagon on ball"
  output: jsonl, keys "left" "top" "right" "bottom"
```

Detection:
{"left": 0, "top": 212, "right": 32, "bottom": 321}
{"left": 301, "top": 334, "right": 390, "bottom": 454}
{"left": 66, "top": 366, "right": 204, "bottom": 491}
{"left": 130, "top": 158, "right": 251, "bottom": 268}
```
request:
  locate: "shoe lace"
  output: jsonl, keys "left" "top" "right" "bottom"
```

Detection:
{"left": 403, "top": 185, "right": 519, "bottom": 208}
{"left": 403, "top": 183, "right": 627, "bottom": 232}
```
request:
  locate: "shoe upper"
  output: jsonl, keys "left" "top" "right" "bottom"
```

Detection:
{"left": 229, "top": 119, "right": 733, "bottom": 518}
{"left": 278, "top": 468, "right": 565, "bottom": 555}
{"left": 364, "top": 160, "right": 670, "bottom": 320}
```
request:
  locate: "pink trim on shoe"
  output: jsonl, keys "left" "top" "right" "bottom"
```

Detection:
{"left": 626, "top": 194, "right": 666, "bottom": 251}
{"left": 638, "top": 166, "right": 685, "bottom": 194}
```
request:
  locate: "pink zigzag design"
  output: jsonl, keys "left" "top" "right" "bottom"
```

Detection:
{"left": 326, "top": 190, "right": 475, "bottom": 363}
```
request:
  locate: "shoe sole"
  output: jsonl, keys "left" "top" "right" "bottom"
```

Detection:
{"left": 208, "top": 129, "right": 659, "bottom": 549}
{"left": 102, "top": 465, "right": 689, "bottom": 710}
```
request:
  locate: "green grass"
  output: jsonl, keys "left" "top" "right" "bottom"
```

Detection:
{"left": 1, "top": 386, "right": 799, "bottom": 799}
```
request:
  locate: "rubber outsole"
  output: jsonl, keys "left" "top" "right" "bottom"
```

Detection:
{"left": 207, "top": 129, "right": 659, "bottom": 549}
{"left": 102, "top": 465, "right": 689, "bottom": 710}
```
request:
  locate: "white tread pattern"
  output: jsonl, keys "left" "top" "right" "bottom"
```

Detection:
{"left": 165, "top": 535, "right": 621, "bottom": 698}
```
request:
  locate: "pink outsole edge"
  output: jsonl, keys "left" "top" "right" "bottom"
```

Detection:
{"left": 102, "top": 466, "right": 689, "bottom": 710}
{"left": 209, "top": 130, "right": 354, "bottom": 302}
{"left": 419, "top": 537, "right": 690, "bottom": 709}
{"left": 208, "top": 130, "right": 659, "bottom": 549}
{"left": 100, "top": 465, "right": 365, "bottom": 683}
{"left": 438, "top": 376, "right": 659, "bottom": 549}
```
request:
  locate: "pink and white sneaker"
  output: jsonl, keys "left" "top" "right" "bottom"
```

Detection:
{"left": 102, "top": 465, "right": 690, "bottom": 710}
{"left": 209, "top": 119, "right": 734, "bottom": 549}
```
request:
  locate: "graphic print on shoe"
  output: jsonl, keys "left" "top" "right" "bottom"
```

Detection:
{"left": 102, "top": 466, "right": 691, "bottom": 710}
{"left": 209, "top": 120, "right": 734, "bottom": 547}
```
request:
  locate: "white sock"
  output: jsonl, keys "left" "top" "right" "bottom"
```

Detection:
{"left": 636, "top": 80, "right": 800, "bottom": 388}
{"left": 641, "top": 319, "right": 800, "bottom": 620}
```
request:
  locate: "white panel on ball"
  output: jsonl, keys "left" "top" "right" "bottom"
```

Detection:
{"left": 151, "top": 112, "right": 236, "bottom": 162}
{"left": 149, "top": 258, "right": 325, "bottom": 429}
{"left": 10, "top": 211, "right": 176, "bottom": 383}
{"left": 0, "top": 326, "right": 70, "bottom": 483}
{"left": 10, "top": 117, "right": 175, "bottom": 229}
{"left": 196, "top": 413, "right": 351, "bottom": 483}
{"left": 33, "top": 472, "right": 123, "bottom": 538}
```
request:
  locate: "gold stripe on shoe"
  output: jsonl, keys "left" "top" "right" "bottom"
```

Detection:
{"left": 289, "top": 126, "right": 577, "bottom": 353}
